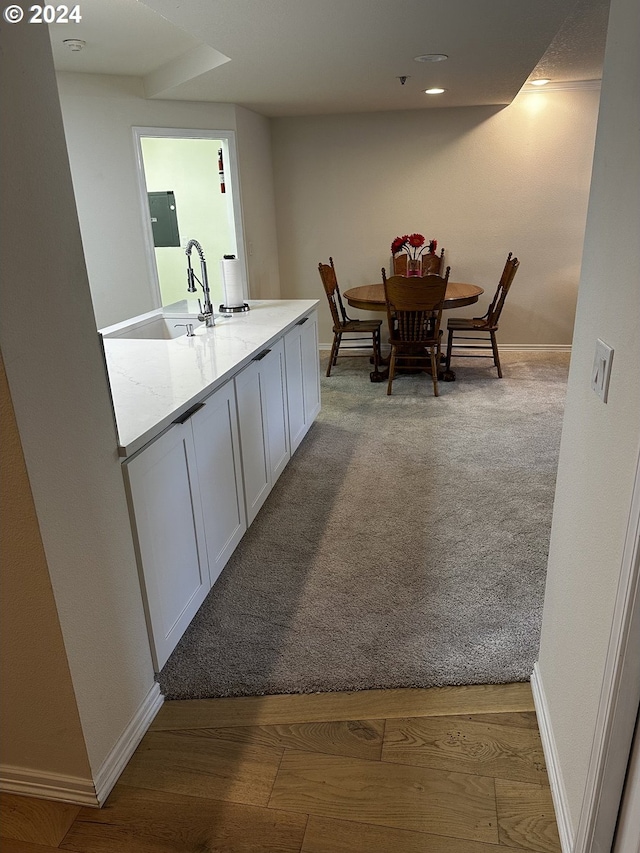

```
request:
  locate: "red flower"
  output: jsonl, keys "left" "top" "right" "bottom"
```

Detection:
{"left": 392, "top": 232, "right": 438, "bottom": 262}
{"left": 391, "top": 235, "right": 409, "bottom": 255}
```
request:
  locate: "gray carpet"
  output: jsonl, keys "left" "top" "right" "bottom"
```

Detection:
{"left": 158, "top": 351, "right": 569, "bottom": 699}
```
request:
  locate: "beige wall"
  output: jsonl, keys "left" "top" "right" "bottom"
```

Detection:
{"left": 537, "top": 0, "right": 640, "bottom": 830}
{"left": 0, "top": 354, "right": 90, "bottom": 781}
{"left": 56, "top": 75, "right": 280, "bottom": 329}
{"left": 271, "top": 88, "right": 600, "bottom": 347}
{"left": 0, "top": 22, "right": 155, "bottom": 785}
{"left": 56, "top": 73, "right": 236, "bottom": 328}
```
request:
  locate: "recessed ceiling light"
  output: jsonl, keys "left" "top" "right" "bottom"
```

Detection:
{"left": 425, "top": 87, "right": 446, "bottom": 95}
{"left": 414, "top": 54, "right": 448, "bottom": 62}
{"left": 530, "top": 78, "right": 551, "bottom": 86}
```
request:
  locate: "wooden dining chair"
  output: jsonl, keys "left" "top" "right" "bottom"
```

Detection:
{"left": 382, "top": 267, "right": 450, "bottom": 396}
{"left": 444, "top": 252, "right": 520, "bottom": 378}
{"left": 392, "top": 249, "right": 446, "bottom": 277}
{"left": 318, "top": 257, "right": 382, "bottom": 378}
{"left": 421, "top": 249, "right": 446, "bottom": 276}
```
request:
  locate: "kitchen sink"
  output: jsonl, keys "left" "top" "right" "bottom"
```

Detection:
{"left": 101, "top": 316, "right": 205, "bottom": 340}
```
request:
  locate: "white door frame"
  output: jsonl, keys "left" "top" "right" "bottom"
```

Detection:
{"left": 575, "top": 449, "right": 640, "bottom": 853}
{"left": 612, "top": 714, "right": 640, "bottom": 853}
{"left": 131, "top": 127, "right": 248, "bottom": 308}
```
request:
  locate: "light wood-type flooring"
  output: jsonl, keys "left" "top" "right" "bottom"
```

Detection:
{"left": 0, "top": 682, "right": 561, "bottom": 853}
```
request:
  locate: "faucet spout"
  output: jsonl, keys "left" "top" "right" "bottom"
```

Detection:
{"left": 185, "top": 239, "right": 215, "bottom": 327}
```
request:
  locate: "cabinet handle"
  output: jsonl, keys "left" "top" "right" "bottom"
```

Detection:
{"left": 173, "top": 402, "right": 205, "bottom": 424}
{"left": 252, "top": 349, "right": 271, "bottom": 361}
{"left": 296, "top": 317, "right": 309, "bottom": 325}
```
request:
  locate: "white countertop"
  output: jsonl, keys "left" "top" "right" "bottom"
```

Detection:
{"left": 101, "top": 299, "right": 318, "bottom": 458}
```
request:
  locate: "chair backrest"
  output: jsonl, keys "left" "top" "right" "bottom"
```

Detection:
{"left": 392, "top": 249, "right": 446, "bottom": 277}
{"left": 392, "top": 253, "right": 409, "bottom": 276}
{"left": 383, "top": 269, "right": 450, "bottom": 344}
{"left": 484, "top": 252, "right": 520, "bottom": 327}
{"left": 318, "top": 257, "right": 348, "bottom": 326}
{"left": 421, "top": 249, "right": 446, "bottom": 276}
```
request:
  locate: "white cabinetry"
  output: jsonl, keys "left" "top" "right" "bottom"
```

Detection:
{"left": 124, "top": 415, "right": 209, "bottom": 671}
{"left": 123, "top": 308, "right": 321, "bottom": 671}
{"left": 235, "top": 337, "right": 290, "bottom": 525}
{"left": 124, "top": 380, "right": 246, "bottom": 670}
{"left": 191, "top": 380, "right": 246, "bottom": 585}
{"left": 284, "top": 311, "right": 321, "bottom": 453}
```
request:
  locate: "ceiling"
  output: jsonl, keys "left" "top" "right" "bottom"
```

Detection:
{"left": 49, "top": 0, "right": 610, "bottom": 117}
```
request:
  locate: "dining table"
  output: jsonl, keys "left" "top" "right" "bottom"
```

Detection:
{"left": 342, "top": 280, "right": 484, "bottom": 382}
{"left": 343, "top": 281, "right": 484, "bottom": 312}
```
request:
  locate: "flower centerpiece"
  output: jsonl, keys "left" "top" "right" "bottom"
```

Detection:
{"left": 391, "top": 234, "right": 438, "bottom": 275}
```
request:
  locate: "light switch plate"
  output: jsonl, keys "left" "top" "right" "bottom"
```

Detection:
{"left": 591, "top": 339, "right": 614, "bottom": 402}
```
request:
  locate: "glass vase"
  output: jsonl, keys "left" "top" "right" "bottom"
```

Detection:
{"left": 407, "top": 258, "right": 421, "bottom": 277}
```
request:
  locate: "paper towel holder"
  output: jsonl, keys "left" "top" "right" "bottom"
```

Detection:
{"left": 219, "top": 254, "right": 250, "bottom": 313}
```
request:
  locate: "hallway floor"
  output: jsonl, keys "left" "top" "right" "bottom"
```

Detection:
{"left": 0, "top": 682, "right": 560, "bottom": 852}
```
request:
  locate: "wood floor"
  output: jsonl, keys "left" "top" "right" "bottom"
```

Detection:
{"left": 0, "top": 683, "right": 560, "bottom": 853}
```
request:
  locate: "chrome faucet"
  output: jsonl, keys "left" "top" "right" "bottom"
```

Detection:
{"left": 185, "top": 239, "right": 215, "bottom": 327}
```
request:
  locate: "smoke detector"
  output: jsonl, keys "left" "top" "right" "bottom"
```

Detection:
{"left": 63, "top": 39, "right": 86, "bottom": 52}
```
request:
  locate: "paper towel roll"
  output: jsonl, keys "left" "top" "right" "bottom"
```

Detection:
{"left": 220, "top": 257, "right": 245, "bottom": 309}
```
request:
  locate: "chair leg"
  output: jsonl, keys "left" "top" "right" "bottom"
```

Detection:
{"left": 430, "top": 347, "right": 439, "bottom": 396}
{"left": 387, "top": 347, "right": 396, "bottom": 395}
{"left": 333, "top": 333, "right": 342, "bottom": 366}
{"left": 490, "top": 331, "right": 502, "bottom": 378}
{"left": 327, "top": 333, "right": 339, "bottom": 376}
{"left": 445, "top": 328, "right": 454, "bottom": 371}
{"left": 372, "top": 329, "right": 380, "bottom": 371}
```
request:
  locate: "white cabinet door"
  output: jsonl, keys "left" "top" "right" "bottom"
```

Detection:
{"left": 235, "top": 338, "right": 290, "bottom": 525}
{"left": 124, "top": 420, "right": 209, "bottom": 671}
{"left": 284, "top": 320, "right": 306, "bottom": 453}
{"left": 285, "top": 311, "right": 321, "bottom": 453}
{"left": 191, "top": 381, "right": 246, "bottom": 585}
{"left": 301, "top": 312, "right": 321, "bottom": 426}
{"left": 235, "top": 355, "right": 271, "bottom": 525}
{"left": 263, "top": 336, "right": 290, "bottom": 484}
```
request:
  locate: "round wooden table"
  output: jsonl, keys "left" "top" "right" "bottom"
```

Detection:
{"left": 342, "top": 282, "right": 484, "bottom": 382}
{"left": 343, "top": 281, "right": 484, "bottom": 312}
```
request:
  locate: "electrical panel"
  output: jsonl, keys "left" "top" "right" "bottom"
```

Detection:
{"left": 148, "top": 191, "right": 180, "bottom": 247}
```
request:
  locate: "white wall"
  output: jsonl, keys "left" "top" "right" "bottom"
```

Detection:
{"left": 234, "top": 105, "right": 281, "bottom": 300}
{"left": 0, "top": 36, "right": 282, "bottom": 802}
{"left": 0, "top": 23, "right": 155, "bottom": 793}
{"left": 2, "top": 3, "right": 632, "bottom": 817}
{"left": 271, "top": 88, "right": 600, "bottom": 348}
{"left": 0, "top": 355, "right": 91, "bottom": 784}
{"left": 536, "top": 0, "right": 640, "bottom": 832}
{"left": 56, "top": 74, "right": 280, "bottom": 329}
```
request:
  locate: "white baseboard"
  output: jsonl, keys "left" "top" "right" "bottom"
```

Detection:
{"left": 318, "top": 343, "right": 572, "bottom": 353}
{"left": 319, "top": 343, "right": 371, "bottom": 352}
{"left": 531, "top": 663, "right": 575, "bottom": 853}
{"left": 93, "top": 682, "right": 164, "bottom": 805}
{"left": 0, "top": 766, "right": 98, "bottom": 807}
{"left": 0, "top": 682, "right": 164, "bottom": 807}
{"left": 499, "top": 344, "right": 572, "bottom": 352}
